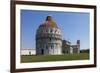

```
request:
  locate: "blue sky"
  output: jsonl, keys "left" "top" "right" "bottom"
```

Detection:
{"left": 21, "top": 9, "right": 90, "bottom": 49}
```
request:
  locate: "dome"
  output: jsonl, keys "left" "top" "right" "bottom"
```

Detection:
{"left": 39, "top": 16, "right": 58, "bottom": 28}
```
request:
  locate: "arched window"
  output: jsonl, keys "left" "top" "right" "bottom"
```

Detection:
{"left": 46, "top": 45, "right": 48, "bottom": 49}
{"left": 55, "top": 30, "right": 56, "bottom": 33}
{"left": 50, "top": 29, "right": 53, "bottom": 33}
{"left": 46, "top": 29, "right": 48, "bottom": 33}
{"left": 50, "top": 38, "right": 51, "bottom": 41}
{"left": 51, "top": 44, "right": 54, "bottom": 49}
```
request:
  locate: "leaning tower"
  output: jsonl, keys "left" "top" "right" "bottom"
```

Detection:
{"left": 77, "top": 40, "right": 80, "bottom": 53}
{"left": 36, "top": 16, "right": 62, "bottom": 55}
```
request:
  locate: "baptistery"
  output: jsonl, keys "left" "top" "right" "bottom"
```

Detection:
{"left": 36, "top": 16, "right": 62, "bottom": 55}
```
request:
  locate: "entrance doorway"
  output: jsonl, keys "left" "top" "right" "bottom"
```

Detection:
{"left": 41, "top": 49, "right": 44, "bottom": 55}
{"left": 29, "top": 51, "right": 31, "bottom": 55}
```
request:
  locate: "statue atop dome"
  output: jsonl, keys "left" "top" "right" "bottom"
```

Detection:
{"left": 46, "top": 16, "right": 52, "bottom": 21}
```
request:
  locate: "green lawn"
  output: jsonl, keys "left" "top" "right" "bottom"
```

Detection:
{"left": 21, "top": 53, "right": 89, "bottom": 63}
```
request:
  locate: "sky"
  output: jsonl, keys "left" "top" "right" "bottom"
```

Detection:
{"left": 21, "top": 9, "right": 90, "bottom": 49}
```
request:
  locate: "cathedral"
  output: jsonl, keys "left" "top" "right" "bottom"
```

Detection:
{"left": 36, "top": 16, "right": 80, "bottom": 55}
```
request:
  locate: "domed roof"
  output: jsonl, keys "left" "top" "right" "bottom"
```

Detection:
{"left": 39, "top": 16, "right": 58, "bottom": 28}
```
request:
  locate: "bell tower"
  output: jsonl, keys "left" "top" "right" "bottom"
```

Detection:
{"left": 77, "top": 40, "right": 80, "bottom": 53}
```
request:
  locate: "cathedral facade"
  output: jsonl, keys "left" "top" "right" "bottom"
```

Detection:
{"left": 62, "top": 40, "right": 80, "bottom": 54}
{"left": 36, "top": 16, "right": 62, "bottom": 55}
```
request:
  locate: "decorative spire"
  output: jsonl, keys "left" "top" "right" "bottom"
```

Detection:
{"left": 46, "top": 16, "right": 52, "bottom": 21}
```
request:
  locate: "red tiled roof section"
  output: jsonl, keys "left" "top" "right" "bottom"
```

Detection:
{"left": 39, "top": 16, "right": 58, "bottom": 28}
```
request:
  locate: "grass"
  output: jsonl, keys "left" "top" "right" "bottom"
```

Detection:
{"left": 21, "top": 53, "right": 89, "bottom": 63}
